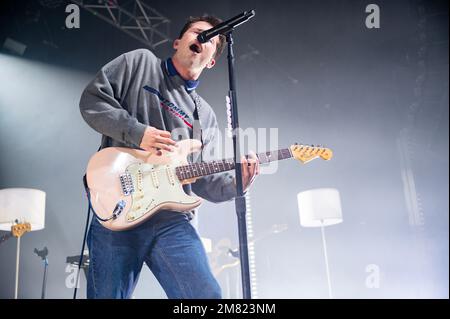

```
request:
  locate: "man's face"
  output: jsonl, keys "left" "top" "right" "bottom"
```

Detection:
{"left": 173, "top": 21, "right": 219, "bottom": 70}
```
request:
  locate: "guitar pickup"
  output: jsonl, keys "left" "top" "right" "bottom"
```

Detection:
{"left": 119, "top": 173, "right": 135, "bottom": 196}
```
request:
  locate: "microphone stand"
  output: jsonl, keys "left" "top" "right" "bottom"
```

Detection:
{"left": 34, "top": 247, "right": 48, "bottom": 299}
{"left": 41, "top": 257, "right": 48, "bottom": 299}
{"left": 225, "top": 30, "right": 252, "bottom": 299}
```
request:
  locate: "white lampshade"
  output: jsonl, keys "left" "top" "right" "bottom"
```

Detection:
{"left": 297, "top": 188, "right": 343, "bottom": 227}
{"left": 0, "top": 188, "right": 46, "bottom": 231}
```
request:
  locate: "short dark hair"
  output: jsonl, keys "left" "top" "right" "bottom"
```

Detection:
{"left": 178, "top": 15, "right": 226, "bottom": 59}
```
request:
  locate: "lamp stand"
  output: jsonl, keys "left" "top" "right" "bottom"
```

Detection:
{"left": 320, "top": 220, "right": 333, "bottom": 299}
{"left": 15, "top": 235, "right": 21, "bottom": 299}
{"left": 10, "top": 222, "right": 31, "bottom": 299}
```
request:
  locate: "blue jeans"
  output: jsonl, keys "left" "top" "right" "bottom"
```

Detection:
{"left": 86, "top": 211, "right": 222, "bottom": 299}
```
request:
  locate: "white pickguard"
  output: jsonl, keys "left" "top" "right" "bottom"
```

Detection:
{"left": 125, "top": 162, "right": 199, "bottom": 222}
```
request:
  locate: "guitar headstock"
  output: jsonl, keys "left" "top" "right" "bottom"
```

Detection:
{"left": 11, "top": 222, "right": 31, "bottom": 238}
{"left": 290, "top": 144, "right": 333, "bottom": 164}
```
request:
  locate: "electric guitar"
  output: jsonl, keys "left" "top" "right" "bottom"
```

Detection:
{"left": 85, "top": 139, "right": 332, "bottom": 231}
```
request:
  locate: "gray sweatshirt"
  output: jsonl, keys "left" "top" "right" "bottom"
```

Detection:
{"left": 79, "top": 48, "right": 237, "bottom": 203}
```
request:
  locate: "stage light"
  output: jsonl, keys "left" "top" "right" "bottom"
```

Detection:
{"left": 297, "top": 188, "right": 343, "bottom": 299}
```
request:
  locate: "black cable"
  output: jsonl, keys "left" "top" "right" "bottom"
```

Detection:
{"left": 73, "top": 175, "right": 92, "bottom": 299}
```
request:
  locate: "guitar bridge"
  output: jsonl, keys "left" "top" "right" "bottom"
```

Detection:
{"left": 119, "top": 173, "right": 134, "bottom": 196}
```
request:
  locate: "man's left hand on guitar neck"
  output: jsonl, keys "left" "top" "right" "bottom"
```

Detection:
{"left": 241, "top": 151, "right": 260, "bottom": 192}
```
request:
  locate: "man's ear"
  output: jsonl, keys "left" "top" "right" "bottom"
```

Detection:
{"left": 206, "top": 58, "right": 216, "bottom": 69}
{"left": 173, "top": 39, "right": 180, "bottom": 50}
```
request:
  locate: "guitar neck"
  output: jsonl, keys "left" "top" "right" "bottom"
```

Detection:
{"left": 175, "top": 148, "right": 293, "bottom": 181}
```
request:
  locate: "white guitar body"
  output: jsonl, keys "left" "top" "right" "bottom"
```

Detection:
{"left": 86, "top": 140, "right": 203, "bottom": 231}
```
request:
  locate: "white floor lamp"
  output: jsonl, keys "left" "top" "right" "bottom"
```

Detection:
{"left": 0, "top": 188, "right": 46, "bottom": 299}
{"left": 297, "top": 188, "right": 342, "bottom": 299}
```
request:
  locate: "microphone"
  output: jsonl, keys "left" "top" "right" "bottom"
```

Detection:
{"left": 197, "top": 10, "right": 255, "bottom": 44}
{"left": 34, "top": 246, "right": 48, "bottom": 260}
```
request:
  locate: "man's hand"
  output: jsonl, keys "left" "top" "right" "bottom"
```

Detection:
{"left": 140, "top": 126, "right": 177, "bottom": 155}
{"left": 241, "top": 151, "right": 260, "bottom": 192}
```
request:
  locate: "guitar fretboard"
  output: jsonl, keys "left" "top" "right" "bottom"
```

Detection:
{"left": 175, "top": 148, "right": 293, "bottom": 181}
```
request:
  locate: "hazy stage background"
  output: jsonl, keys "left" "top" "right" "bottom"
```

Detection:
{"left": 0, "top": 0, "right": 448, "bottom": 298}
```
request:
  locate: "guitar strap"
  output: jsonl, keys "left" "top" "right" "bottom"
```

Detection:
{"left": 190, "top": 92, "right": 204, "bottom": 163}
